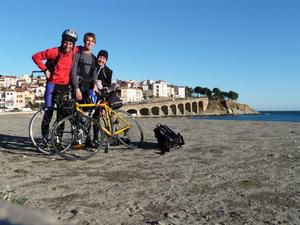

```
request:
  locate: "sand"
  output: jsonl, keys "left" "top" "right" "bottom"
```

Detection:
{"left": 0, "top": 113, "right": 299, "bottom": 225}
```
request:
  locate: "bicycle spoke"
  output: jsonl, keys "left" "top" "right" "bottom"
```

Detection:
{"left": 113, "top": 109, "right": 143, "bottom": 149}
{"left": 29, "top": 108, "right": 58, "bottom": 154}
{"left": 51, "top": 114, "right": 105, "bottom": 160}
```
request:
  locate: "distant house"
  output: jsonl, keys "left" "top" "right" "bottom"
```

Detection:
{"left": 0, "top": 76, "right": 17, "bottom": 88}
{"left": 17, "top": 74, "right": 32, "bottom": 87}
{"left": 167, "top": 86, "right": 175, "bottom": 98}
{"left": 115, "top": 80, "right": 144, "bottom": 103}
{"left": 0, "top": 90, "right": 5, "bottom": 108}
{"left": 152, "top": 80, "right": 168, "bottom": 97}
{"left": 15, "top": 88, "right": 35, "bottom": 109}
{"left": 5, "top": 89, "right": 16, "bottom": 109}
{"left": 175, "top": 86, "right": 186, "bottom": 99}
{"left": 119, "top": 87, "right": 143, "bottom": 103}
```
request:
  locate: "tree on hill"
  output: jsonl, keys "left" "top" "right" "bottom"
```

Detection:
{"left": 193, "top": 86, "right": 202, "bottom": 97}
{"left": 193, "top": 86, "right": 239, "bottom": 100}
{"left": 227, "top": 91, "right": 239, "bottom": 100}
{"left": 211, "top": 87, "right": 224, "bottom": 100}
{"left": 222, "top": 91, "right": 228, "bottom": 99}
{"left": 212, "top": 87, "right": 222, "bottom": 96}
{"left": 201, "top": 87, "right": 212, "bottom": 98}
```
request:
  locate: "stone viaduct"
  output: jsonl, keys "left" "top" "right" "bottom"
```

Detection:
{"left": 120, "top": 97, "right": 209, "bottom": 117}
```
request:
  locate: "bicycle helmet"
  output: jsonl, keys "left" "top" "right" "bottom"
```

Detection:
{"left": 61, "top": 29, "right": 78, "bottom": 44}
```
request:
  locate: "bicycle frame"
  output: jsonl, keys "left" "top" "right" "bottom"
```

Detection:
{"left": 75, "top": 102, "right": 131, "bottom": 137}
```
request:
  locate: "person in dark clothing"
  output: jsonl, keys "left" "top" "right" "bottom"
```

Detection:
{"left": 71, "top": 32, "right": 98, "bottom": 148}
{"left": 71, "top": 32, "right": 97, "bottom": 103}
{"left": 95, "top": 50, "right": 113, "bottom": 90}
{"left": 92, "top": 50, "right": 115, "bottom": 147}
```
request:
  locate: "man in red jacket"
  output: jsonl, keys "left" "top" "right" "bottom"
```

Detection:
{"left": 32, "top": 29, "right": 79, "bottom": 144}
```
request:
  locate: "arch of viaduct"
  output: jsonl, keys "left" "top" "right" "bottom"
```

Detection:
{"left": 121, "top": 97, "right": 209, "bottom": 117}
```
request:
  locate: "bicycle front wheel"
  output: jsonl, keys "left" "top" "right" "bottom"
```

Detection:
{"left": 51, "top": 113, "right": 105, "bottom": 160}
{"left": 113, "top": 109, "right": 144, "bottom": 149}
{"left": 29, "top": 108, "right": 57, "bottom": 154}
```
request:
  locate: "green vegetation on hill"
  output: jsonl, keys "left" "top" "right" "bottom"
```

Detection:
{"left": 192, "top": 86, "right": 239, "bottom": 101}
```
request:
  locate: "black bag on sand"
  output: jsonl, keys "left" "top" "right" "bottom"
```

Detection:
{"left": 154, "top": 124, "right": 185, "bottom": 154}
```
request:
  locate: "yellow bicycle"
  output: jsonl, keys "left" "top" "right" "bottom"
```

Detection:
{"left": 50, "top": 101, "right": 104, "bottom": 160}
{"left": 51, "top": 99, "right": 143, "bottom": 160}
{"left": 77, "top": 99, "right": 144, "bottom": 149}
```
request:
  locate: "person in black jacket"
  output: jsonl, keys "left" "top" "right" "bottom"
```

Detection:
{"left": 92, "top": 49, "right": 119, "bottom": 148}
{"left": 95, "top": 49, "right": 113, "bottom": 90}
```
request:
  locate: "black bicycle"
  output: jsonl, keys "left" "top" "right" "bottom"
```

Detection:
{"left": 28, "top": 91, "right": 74, "bottom": 154}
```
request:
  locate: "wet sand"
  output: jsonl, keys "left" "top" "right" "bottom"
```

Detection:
{"left": 0, "top": 113, "right": 299, "bottom": 225}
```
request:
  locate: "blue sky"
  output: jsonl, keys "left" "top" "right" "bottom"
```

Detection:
{"left": 0, "top": 0, "right": 299, "bottom": 110}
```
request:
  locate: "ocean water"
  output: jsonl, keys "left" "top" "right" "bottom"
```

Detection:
{"left": 192, "top": 111, "right": 300, "bottom": 123}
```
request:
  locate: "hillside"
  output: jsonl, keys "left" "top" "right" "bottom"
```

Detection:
{"left": 205, "top": 99, "right": 258, "bottom": 115}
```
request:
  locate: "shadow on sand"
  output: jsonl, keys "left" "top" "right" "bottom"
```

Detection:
{"left": 0, "top": 133, "right": 39, "bottom": 155}
{"left": 140, "top": 141, "right": 165, "bottom": 155}
{"left": 0, "top": 133, "right": 163, "bottom": 156}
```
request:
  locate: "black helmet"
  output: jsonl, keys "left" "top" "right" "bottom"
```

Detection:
{"left": 61, "top": 29, "right": 78, "bottom": 44}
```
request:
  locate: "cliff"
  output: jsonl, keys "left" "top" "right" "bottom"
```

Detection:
{"left": 205, "top": 99, "right": 258, "bottom": 115}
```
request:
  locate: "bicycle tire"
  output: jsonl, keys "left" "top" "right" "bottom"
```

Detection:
{"left": 51, "top": 113, "right": 105, "bottom": 160}
{"left": 113, "top": 109, "right": 144, "bottom": 149}
{"left": 28, "top": 108, "right": 57, "bottom": 154}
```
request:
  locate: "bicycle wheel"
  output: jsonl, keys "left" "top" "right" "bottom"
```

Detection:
{"left": 51, "top": 113, "right": 105, "bottom": 160}
{"left": 29, "top": 108, "right": 58, "bottom": 154}
{"left": 112, "top": 109, "right": 144, "bottom": 149}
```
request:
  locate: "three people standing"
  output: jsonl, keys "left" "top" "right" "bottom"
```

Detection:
{"left": 32, "top": 29, "right": 113, "bottom": 143}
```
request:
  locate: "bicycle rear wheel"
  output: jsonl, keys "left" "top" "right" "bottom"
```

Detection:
{"left": 28, "top": 108, "right": 57, "bottom": 154}
{"left": 112, "top": 109, "right": 143, "bottom": 149}
{"left": 51, "top": 113, "right": 105, "bottom": 160}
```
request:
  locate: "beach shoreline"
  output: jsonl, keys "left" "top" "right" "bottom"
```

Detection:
{"left": 0, "top": 114, "right": 299, "bottom": 225}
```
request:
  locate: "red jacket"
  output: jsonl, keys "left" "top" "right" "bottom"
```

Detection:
{"left": 32, "top": 46, "right": 79, "bottom": 85}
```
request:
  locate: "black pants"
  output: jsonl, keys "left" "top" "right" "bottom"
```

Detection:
{"left": 41, "top": 84, "right": 69, "bottom": 138}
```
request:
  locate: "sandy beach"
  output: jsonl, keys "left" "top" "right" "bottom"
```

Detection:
{"left": 0, "top": 113, "right": 299, "bottom": 225}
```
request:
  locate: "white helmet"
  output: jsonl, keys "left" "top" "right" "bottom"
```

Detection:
{"left": 61, "top": 29, "right": 78, "bottom": 44}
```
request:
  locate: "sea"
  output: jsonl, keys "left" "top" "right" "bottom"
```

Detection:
{"left": 192, "top": 111, "right": 300, "bottom": 123}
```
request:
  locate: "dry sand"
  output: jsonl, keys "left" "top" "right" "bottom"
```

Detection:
{"left": 0, "top": 113, "right": 299, "bottom": 225}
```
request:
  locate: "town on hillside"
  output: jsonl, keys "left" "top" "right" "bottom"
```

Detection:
{"left": 0, "top": 74, "right": 187, "bottom": 112}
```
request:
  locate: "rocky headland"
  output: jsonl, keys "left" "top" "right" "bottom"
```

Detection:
{"left": 204, "top": 99, "right": 258, "bottom": 115}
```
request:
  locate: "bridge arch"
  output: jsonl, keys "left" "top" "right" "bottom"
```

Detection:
{"left": 161, "top": 105, "right": 168, "bottom": 116}
{"left": 120, "top": 97, "right": 209, "bottom": 117}
{"left": 127, "top": 109, "right": 138, "bottom": 116}
{"left": 192, "top": 101, "right": 198, "bottom": 114}
{"left": 198, "top": 101, "right": 204, "bottom": 111}
{"left": 185, "top": 102, "right": 191, "bottom": 114}
{"left": 151, "top": 106, "right": 160, "bottom": 116}
{"left": 140, "top": 107, "right": 150, "bottom": 116}
{"left": 170, "top": 104, "right": 176, "bottom": 115}
{"left": 178, "top": 103, "right": 184, "bottom": 115}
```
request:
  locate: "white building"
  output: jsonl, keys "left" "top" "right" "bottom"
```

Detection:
{"left": 119, "top": 88, "right": 143, "bottom": 103}
{"left": 175, "top": 86, "right": 186, "bottom": 99}
{"left": 34, "top": 86, "right": 45, "bottom": 98}
{"left": 141, "top": 80, "right": 154, "bottom": 91}
{"left": 5, "top": 89, "right": 16, "bottom": 109}
{"left": 17, "top": 74, "right": 43, "bottom": 88}
{"left": 0, "top": 90, "right": 5, "bottom": 108}
{"left": 167, "top": 86, "right": 175, "bottom": 98}
{"left": 0, "top": 76, "right": 17, "bottom": 88}
{"left": 17, "top": 74, "right": 32, "bottom": 84}
{"left": 152, "top": 80, "right": 168, "bottom": 97}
